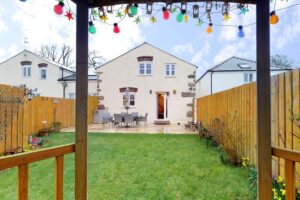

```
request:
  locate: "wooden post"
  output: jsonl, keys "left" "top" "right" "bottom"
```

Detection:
{"left": 256, "top": 0, "right": 272, "bottom": 198}
{"left": 55, "top": 155, "right": 64, "bottom": 200}
{"left": 285, "top": 160, "right": 296, "bottom": 200}
{"left": 18, "top": 164, "right": 28, "bottom": 200}
{"left": 75, "top": 1, "right": 88, "bottom": 200}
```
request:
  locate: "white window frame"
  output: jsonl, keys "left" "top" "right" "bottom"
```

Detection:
{"left": 122, "top": 93, "right": 135, "bottom": 107}
{"left": 23, "top": 65, "right": 31, "bottom": 78}
{"left": 244, "top": 72, "right": 254, "bottom": 83}
{"left": 165, "top": 64, "right": 176, "bottom": 77}
{"left": 138, "top": 62, "right": 152, "bottom": 76}
{"left": 40, "top": 68, "right": 47, "bottom": 80}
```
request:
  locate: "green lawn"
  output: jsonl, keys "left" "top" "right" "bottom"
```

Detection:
{"left": 0, "top": 133, "right": 254, "bottom": 199}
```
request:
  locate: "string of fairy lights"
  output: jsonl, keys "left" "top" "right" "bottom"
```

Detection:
{"left": 20, "top": 0, "right": 300, "bottom": 37}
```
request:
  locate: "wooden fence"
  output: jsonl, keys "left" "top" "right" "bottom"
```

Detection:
{"left": 197, "top": 68, "right": 300, "bottom": 181}
{"left": 0, "top": 84, "right": 98, "bottom": 154}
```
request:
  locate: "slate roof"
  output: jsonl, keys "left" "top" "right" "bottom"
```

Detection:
{"left": 58, "top": 74, "right": 97, "bottom": 81}
{"left": 196, "top": 56, "right": 292, "bottom": 83}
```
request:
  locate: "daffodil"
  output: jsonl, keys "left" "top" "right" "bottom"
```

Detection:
{"left": 280, "top": 189, "right": 286, "bottom": 195}
{"left": 278, "top": 176, "right": 283, "bottom": 182}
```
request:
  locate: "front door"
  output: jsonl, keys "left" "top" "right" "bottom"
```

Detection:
{"left": 157, "top": 93, "right": 168, "bottom": 119}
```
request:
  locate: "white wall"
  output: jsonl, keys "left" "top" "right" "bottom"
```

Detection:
{"left": 196, "top": 72, "right": 211, "bottom": 98}
{"left": 0, "top": 51, "right": 66, "bottom": 97}
{"left": 64, "top": 80, "right": 97, "bottom": 99}
{"left": 196, "top": 70, "right": 289, "bottom": 98}
{"left": 97, "top": 43, "right": 195, "bottom": 124}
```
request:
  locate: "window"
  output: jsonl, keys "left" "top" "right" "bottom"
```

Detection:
{"left": 69, "top": 93, "right": 76, "bottom": 99}
{"left": 166, "top": 64, "right": 175, "bottom": 76}
{"left": 244, "top": 73, "right": 254, "bottom": 83}
{"left": 23, "top": 65, "right": 31, "bottom": 77}
{"left": 123, "top": 93, "right": 135, "bottom": 106}
{"left": 139, "top": 62, "right": 152, "bottom": 75}
{"left": 40, "top": 68, "right": 47, "bottom": 79}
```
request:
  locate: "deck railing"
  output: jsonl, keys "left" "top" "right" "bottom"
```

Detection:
{"left": 0, "top": 144, "right": 75, "bottom": 200}
{"left": 272, "top": 147, "right": 300, "bottom": 200}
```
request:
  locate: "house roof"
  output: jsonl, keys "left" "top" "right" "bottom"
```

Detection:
{"left": 196, "top": 56, "right": 292, "bottom": 83}
{"left": 0, "top": 50, "right": 75, "bottom": 73}
{"left": 96, "top": 42, "right": 198, "bottom": 70}
{"left": 58, "top": 73, "right": 97, "bottom": 81}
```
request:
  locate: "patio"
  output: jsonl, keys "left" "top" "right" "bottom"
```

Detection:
{"left": 62, "top": 123, "right": 197, "bottom": 134}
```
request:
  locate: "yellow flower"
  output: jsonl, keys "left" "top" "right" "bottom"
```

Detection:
{"left": 272, "top": 188, "right": 276, "bottom": 193}
{"left": 278, "top": 176, "right": 283, "bottom": 182}
{"left": 280, "top": 189, "right": 286, "bottom": 195}
{"left": 242, "top": 161, "right": 246, "bottom": 167}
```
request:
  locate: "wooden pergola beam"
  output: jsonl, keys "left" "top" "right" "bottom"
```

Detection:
{"left": 72, "top": 0, "right": 256, "bottom": 8}
{"left": 256, "top": 0, "right": 272, "bottom": 198}
{"left": 71, "top": 0, "right": 271, "bottom": 199}
{"left": 74, "top": 1, "right": 89, "bottom": 200}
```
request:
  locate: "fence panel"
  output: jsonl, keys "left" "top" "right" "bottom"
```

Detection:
{"left": 0, "top": 84, "right": 98, "bottom": 154}
{"left": 197, "top": 69, "right": 300, "bottom": 182}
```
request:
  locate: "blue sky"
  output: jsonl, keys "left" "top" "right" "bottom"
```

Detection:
{"left": 0, "top": 0, "right": 300, "bottom": 78}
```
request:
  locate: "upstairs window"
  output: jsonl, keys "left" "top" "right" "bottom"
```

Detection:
{"left": 21, "top": 61, "right": 32, "bottom": 78}
{"left": 40, "top": 68, "right": 47, "bottom": 79}
{"left": 38, "top": 63, "right": 48, "bottom": 80}
{"left": 23, "top": 65, "right": 31, "bottom": 77}
{"left": 137, "top": 56, "right": 153, "bottom": 76}
{"left": 139, "top": 62, "right": 152, "bottom": 75}
{"left": 166, "top": 64, "right": 176, "bottom": 76}
{"left": 244, "top": 72, "right": 254, "bottom": 83}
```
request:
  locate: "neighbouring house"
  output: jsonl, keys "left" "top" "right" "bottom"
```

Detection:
{"left": 96, "top": 42, "right": 197, "bottom": 124}
{"left": 0, "top": 50, "right": 97, "bottom": 98}
{"left": 195, "top": 56, "right": 292, "bottom": 98}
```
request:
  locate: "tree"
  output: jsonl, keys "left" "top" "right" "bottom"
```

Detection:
{"left": 37, "top": 44, "right": 74, "bottom": 67}
{"left": 36, "top": 44, "right": 104, "bottom": 68}
{"left": 88, "top": 50, "right": 104, "bottom": 69}
{"left": 271, "top": 55, "right": 294, "bottom": 69}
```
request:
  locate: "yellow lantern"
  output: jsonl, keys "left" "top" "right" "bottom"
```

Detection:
{"left": 206, "top": 23, "right": 213, "bottom": 34}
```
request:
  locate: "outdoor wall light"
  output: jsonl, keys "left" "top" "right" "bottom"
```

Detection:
{"left": 173, "top": 90, "right": 176, "bottom": 95}
{"left": 149, "top": 90, "right": 152, "bottom": 94}
{"left": 24, "top": 88, "right": 37, "bottom": 101}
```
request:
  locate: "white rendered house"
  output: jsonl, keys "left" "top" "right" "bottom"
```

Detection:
{"left": 96, "top": 42, "right": 197, "bottom": 124}
{"left": 196, "top": 57, "right": 292, "bottom": 98}
{"left": 0, "top": 50, "right": 97, "bottom": 98}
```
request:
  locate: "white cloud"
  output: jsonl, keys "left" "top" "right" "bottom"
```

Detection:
{"left": 213, "top": 41, "right": 253, "bottom": 65}
{"left": 0, "top": 4, "right": 8, "bottom": 34}
{"left": 172, "top": 43, "right": 194, "bottom": 55}
{"left": 191, "top": 41, "right": 211, "bottom": 78}
{"left": 11, "top": 1, "right": 144, "bottom": 65}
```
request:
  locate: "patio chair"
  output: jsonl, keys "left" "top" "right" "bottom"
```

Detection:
{"left": 124, "top": 113, "right": 134, "bottom": 127}
{"left": 102, "top": 113, "right": 114, "bottom": 127}
{"left": 137, "top": 113, "right": 148, "bottom": 125}
{"left": 114, "top": 114, "right": 123, "bottom": 127}
{"left": 131, "top": 112, "right": 139, "bottom": 117}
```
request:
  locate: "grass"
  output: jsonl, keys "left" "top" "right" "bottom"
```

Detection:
{"left": 0, "top": 133, "right": 254, "bottom": 199}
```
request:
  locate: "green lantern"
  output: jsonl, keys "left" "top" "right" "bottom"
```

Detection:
{"left": 130, "top": 4, "right": 138, "bottom": 15}
{"left": 88, "top": 21, "right": 96, "bottom": 34}
{"left": 176, "top": 12, "right": 184, "bottom": 23}
{"left": 176, "top": 10, "right": 185, "bottom": 23}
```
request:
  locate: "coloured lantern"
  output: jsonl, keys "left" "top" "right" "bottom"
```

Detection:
{"left": 270, "top": 11, "right": 279, "bottom": 25}
{"left": 113, "top": 23, "right": 120, "bottom": 33}
{"left": 54, "top": 1, "right": 64, "bottom": 15}
{"left": 88, "top": 21, "right": 96, "bottom": 34}
{"left": 162, "top": 7, "right": 170, "bottom": 20}
{"left": 130, "top": 4, "right": 138, "bottom": 16}
{"left": 206, "top": 23, "right": 213, "bottom": 34}
{"left": 238, "top": 26, "right": 245, "bottom": 38}
{"left": 176, "top": 10, "right": 185, "bottom": 23}
{"left": 19, "top": 0, "right": 26, "bottom": 2}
